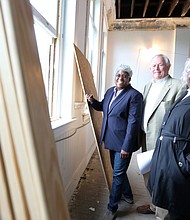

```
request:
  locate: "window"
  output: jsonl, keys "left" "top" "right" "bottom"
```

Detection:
{"left": 87, "top": 0, "right": 106, "bottom": 98}
{"left": 30, "top": 0, "right": 59, "bottom": 119}
{"left": 31, "top": 0, "right": 78, "bottom": 124}
{"left": 30, "top": 0, "right": 58, "bottom": 29}
{"left": 30, "top": 0, "right": 107, "bottom": 125}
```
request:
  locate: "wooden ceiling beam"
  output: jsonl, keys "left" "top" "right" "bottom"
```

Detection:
{"left": 168, "top": 0, "right": 179, "bottom": 16}
{"left": 130, "top": 0, "right": 135, "bottom": 17}
{"left": 181, "top": 0, "right": 190, "bottom": 16}
{"left": 143, "top": 0, "right": 150, "bottom": 17}
{"left": 117, "top": 0, "right": 121, "bottom": 18}
{"left": 156, "top": 0, "right": 165, "bottom": 17}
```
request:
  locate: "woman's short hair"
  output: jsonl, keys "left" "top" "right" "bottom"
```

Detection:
{"left": 181, "top": 58, "right": 190, "bottom": 85}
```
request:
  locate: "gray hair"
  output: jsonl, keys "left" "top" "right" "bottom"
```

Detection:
{"left": 181, "top": 58, "right": 190, "bottom": 85}
{"left": 114, "top": 64, "right": 133, "bottom": 77}
{"left": 150, "top": 54, "right": 171, "bottom": 66}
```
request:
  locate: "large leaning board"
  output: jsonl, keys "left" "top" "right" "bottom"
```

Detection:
{"left": 0, "top": 0, "right": 70, "bottom": 219}
{"left": 74, "top": 44, "right": 112, "bottom": 190}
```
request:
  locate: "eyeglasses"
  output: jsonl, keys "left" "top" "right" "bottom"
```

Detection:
{"left": 115, "top": 73, "right": 129, "bottom": 78}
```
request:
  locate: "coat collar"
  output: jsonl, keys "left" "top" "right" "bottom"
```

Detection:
{"left": 143, "top": 75, "right": 173, "bottom": 114}
{"left": 108, "top": 84, "right": 132, "bottom": 113}
{"left": 175, "top": 90, "right": 190, "bottom": 106}
{"left": 143, "top": 75, "right": 172, "bottom": 100}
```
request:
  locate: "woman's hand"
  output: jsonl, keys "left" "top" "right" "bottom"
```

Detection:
{"left": 86, "top": 94, "right": 94, "bottom": 103}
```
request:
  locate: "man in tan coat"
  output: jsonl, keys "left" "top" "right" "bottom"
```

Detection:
{"left": 137, "top": 54, "right": 186, "bottom": 220}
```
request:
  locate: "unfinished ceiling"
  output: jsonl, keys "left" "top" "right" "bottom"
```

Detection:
{"left": 115, "top": 0, "right": 190, "bottom": 19}
{"left": 104, "top": 0, "right": 190, "bottom": 30}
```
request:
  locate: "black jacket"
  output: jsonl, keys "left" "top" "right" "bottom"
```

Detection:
{"left": 148, "top": 91, "right": 190, "bottom": 216}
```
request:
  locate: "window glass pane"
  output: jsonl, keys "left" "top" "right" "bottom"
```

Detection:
{"left": 30, "top": 0, "right": 58, "bottom": 28}
{"left": 31, "top": 0, "right": 60, "bottom": 120}
{"left": 34, "top": 23, "right": 54, "bottom": 103}
{"left": 87, "top": 0, "right": 101, "bottom": 90}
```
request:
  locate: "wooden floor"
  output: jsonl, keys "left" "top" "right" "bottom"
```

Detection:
{"left": 68, "top": 148, "right": 156, "bottom": 220}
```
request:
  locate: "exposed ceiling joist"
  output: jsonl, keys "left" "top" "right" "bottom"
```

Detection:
{"left": 181, "top": 0, "right": 190, "bottom": 16}
{"left": 143, "top": 0, "right": 150, "bottom": 17}
{"left": 156, "top": 0, "right": 165, "bottom": 17}
{"left": 131, "top": 0, "right": 135, "bottom": 18}
{"left": 168, "top": 0, "right": 179, "bottom": 16}
{"left": 117, "top": 0, "right": 121, "bottom": 18}
{"left": 103, "top": 0, "right": 190, "bottom": 31}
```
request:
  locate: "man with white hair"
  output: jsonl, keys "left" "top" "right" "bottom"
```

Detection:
{"left": 137, "top": 54, "right": 186, "bottom": 220}
{"left": 148, "top": 58, "right": 190, "bottom": 220}
{"left": 86, "top": 64, "right": 143, "bottom": 219}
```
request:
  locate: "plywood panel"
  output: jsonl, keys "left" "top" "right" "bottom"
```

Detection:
{"left": 0, "top": 0, "right": 70, "bottom": 219}
{"left": 0, "top": 144, "right": 14, "bottom": 220}
{"left": 73, "top": 44, "right": 112, "bottom": 190}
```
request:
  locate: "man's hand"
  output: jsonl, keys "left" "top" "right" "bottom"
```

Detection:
{"left": 120, "top": 149, "right": 130, "bottom": 158}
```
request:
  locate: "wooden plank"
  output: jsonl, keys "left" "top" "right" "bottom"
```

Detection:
{"left": 0, "top": 0, "right": 70, "bottom": 219}
{"left": 156, "top": 0, "right": 165, "bottom": 17}
{"left": 143, "top": 0, "right": 150, "bottom": 17}
{"left": 0, "top": 144, "right": 14, "bottom": 220}
{"left": 0, "top": 8, "right": 30, "bottom": 219}
{"left": 117, "top": 0, "right": 121, "bottom": 18}
{"left": 181, "top": 0, "right": 190, "bottom": 16}
{"left": 168, "top": 0, "right": 179, "bottom": 16}
{"left": 73, "top": 44, "right": 112, "bottom": 191}
{"left": 131, "top": 0, "right": 135, "bottom": 18}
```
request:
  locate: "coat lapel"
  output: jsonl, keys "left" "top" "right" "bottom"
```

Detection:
{"left": 175, "top": 91, "right": 189, "bottom": 106}
{"left": 144, "top": 76, "right": 172, "bottom": 117}
{"left": 151, "top": 81, "right": 171, "bottom": 113}
{"left": 108, "top": 86, "right": 131, "bottom": 113}
{"left": 105, "top": 89, "right": 115, "bottom": 114}
{"left": 162, "top": 90, "right": 188, "bottom": 125}
{"left": 143, "top": 82, "right": 152, "bottom": 100}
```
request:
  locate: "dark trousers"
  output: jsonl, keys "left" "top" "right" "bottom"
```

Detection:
{"left": 108, "top": 150, "right": 132, "bottom": 212}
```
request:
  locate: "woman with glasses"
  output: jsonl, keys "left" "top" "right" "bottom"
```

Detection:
{"left": 86, "top": 64, "right": 143, "bottom": 220}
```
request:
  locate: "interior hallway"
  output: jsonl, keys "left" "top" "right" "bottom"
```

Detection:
{"left": 68, "top": 148, "right": 155, "bottom": 220}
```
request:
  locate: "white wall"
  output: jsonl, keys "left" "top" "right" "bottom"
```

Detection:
{"left": 173, "top": 28, "right": 190, "bottom": 78}
{"left": 105, "top": 29, "right": 190, "bottom": 94}
{"left": 54, "top": 107, "right": 97, "bottom": 202}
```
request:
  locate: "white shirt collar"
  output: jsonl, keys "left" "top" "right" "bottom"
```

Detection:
{"left": 152, "top": 75, "right": 169, "bottom": 84}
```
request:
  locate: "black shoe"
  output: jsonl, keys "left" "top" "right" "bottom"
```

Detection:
{"left": 136, "top": 204, "right": 155, "bottom": 214}
{"left": 121, "top": 195, "right": 134, "bottom": 204}
{"left": 102, "top": 210, "right": 116, "bottom": 220}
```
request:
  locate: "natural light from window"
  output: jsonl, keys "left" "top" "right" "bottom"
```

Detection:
{"left": 30, "top": 0, "right": 58, "bottom": 28}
